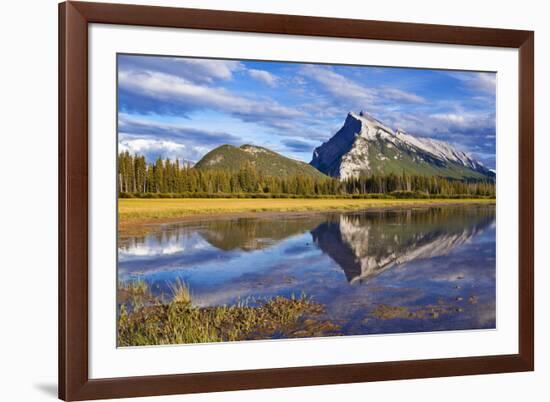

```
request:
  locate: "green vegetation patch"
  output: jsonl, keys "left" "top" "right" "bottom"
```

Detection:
{"left": 195, "top": 144, "right": 328, "bottom": 179}
{"left": 363, "top": 137, "right": 492, "bottom": 181}
{"left": 117, "top": 280, "right": 340, "bottom": 346}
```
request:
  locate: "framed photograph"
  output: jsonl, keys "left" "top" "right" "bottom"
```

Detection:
{"left": 59, "top": 1, "right": 534, "bottom": 400}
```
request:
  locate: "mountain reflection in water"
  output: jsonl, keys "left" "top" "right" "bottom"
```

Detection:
{"left": 312, "top": 207, "right": 494, "bottom": 283}
{"left": 118, "top": 204, "right": 496, "bottom": 335}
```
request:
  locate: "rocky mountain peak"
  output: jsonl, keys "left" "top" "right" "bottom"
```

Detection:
{"left": 310, "top": 111, "right": 494, "bottom": 181}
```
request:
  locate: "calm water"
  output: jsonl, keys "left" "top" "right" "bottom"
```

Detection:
{"left": 118, "top": 204, "right": 496, "bottom": 335}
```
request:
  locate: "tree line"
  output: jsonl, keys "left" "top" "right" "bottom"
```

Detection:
{"left": 118, "top": 151, "right": 495, "bottom": 198}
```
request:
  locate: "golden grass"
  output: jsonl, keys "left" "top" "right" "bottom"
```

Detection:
{"left": 118, "top": 197, "right": 495, "bottom": 225}
{"left": 169, "top": 278, "right": 192, "bottom": 304}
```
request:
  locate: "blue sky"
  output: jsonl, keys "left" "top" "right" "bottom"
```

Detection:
{"left": 118, "top": 54, "right": 496, "bottom": 169}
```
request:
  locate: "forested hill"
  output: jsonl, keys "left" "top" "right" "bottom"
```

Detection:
{"left": 195, "top": 144, "right": 327, "bottom": 179}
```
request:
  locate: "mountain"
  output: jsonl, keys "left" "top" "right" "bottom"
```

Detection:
{"left": 310, "top": 111, "right": 495, "bottom": 181}
{"left": 195, "top": 144, "right": 328, "bottom": 179}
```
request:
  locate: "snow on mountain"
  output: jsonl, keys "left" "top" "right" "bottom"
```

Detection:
{"left": 310, "top": 111, "right": 494, "bottom": 180}
{"left": 394, "top": 130, "right": 483, "bottom": 170}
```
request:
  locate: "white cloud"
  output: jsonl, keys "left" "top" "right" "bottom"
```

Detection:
{"left": 247, "top": 69, "right": 278, "bottom": 86}
{"left": 301, "top": 65, "right": 425, "bottom": 110}
{"left": 119, "top": 56, "right": 244, "bottom": 85}
{"left": 447, "top": 72, "right": 496, "bottom": 94}
{"left": 301, "top": 65, "right": 375, "bottom": 104}
{"left": 119, "top": 70, "right": 249, "bottom": 110}
{"left": 173, "top": 58, "right": 245, "bottom": 83}
{"left": 119, "top": 137, "right": 185, "bottom": 154}
{"left": 174, "top": 58, "right": 243, "bottom": 82}
{"left": 381, "top": 87, "right": 425, "bottom": 103}
{"left": 118, "top": 69, "right": 303, "bottom": 122}
{"left": 118, "top": 113, "right": 240, "bottom": 145}
{"left": 117, "top": 113, "right": 245, "bottom": 163}
{"left": 430, "top": 113, "right": 468, "bottom": 125}
{"left": 119, "top": 135, "right": 204, "bottom": 163}
{"left": 124, "top": 56, "right": 275, "bottom": 86}
{"left": 428, "top": 111, "right": 494, "bottom": 131}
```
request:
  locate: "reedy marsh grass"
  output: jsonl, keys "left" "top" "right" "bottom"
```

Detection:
{"left": 117, "top": 280, "right": 335, "bottom": 346}
{"left": 168, "top": 278, "right": 191, "bottom": 304}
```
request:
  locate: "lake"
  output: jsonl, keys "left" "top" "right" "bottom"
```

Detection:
{"left": 118, "top": 204, "right": 496, "bottom": 337}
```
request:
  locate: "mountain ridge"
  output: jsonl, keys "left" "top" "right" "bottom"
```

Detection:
{"left": 310, "top": 111, "right": 494, "bottom": 181}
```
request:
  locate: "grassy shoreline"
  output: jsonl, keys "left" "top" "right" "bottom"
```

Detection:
{"left": 119, "top": 197, "right": 495, "bottom": 226}
{"left": 118, "top": 280, "right": 339, "bottom": 346}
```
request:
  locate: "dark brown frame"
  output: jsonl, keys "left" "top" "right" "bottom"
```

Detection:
{"left": 59, "top": 1, "right": 534, "bottom": 400}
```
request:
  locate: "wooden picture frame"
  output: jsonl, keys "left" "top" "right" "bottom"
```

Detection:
{"left": 59, "top": 1, "right": 534, "bottom": 400}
